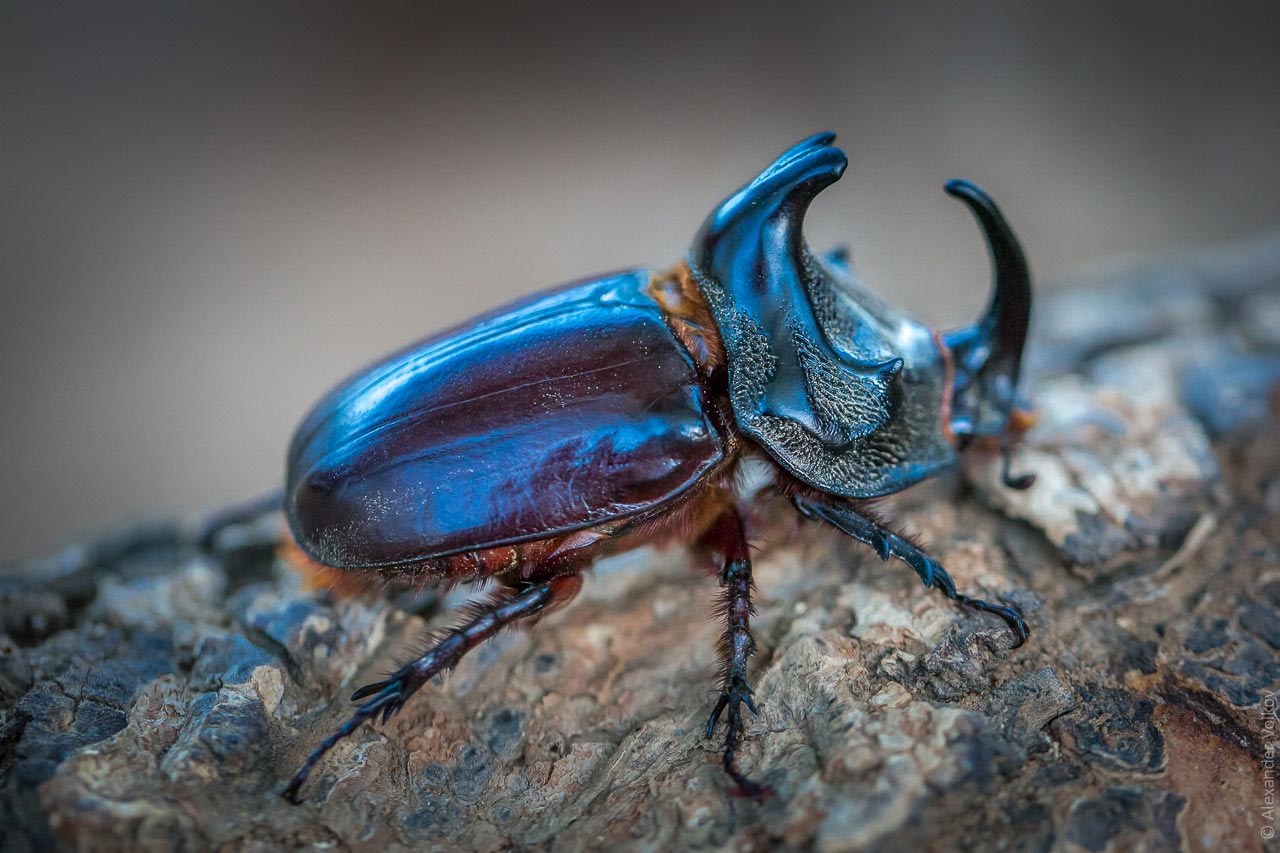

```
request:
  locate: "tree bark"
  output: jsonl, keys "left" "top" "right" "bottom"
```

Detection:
{"left": 3, "top": 234, "right": 1279, "bottom": 852}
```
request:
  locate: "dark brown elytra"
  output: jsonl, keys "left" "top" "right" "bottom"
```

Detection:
{"left": 275, "top": 134, "right": 1037, "bottom": 803}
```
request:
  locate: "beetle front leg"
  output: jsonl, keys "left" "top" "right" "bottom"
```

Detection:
{"left": 699, "top": 507, "right": 772, "bottom": 799}
{"left": 793, "top": 495, "right": 1029, "bottom": 647}
{"left": 283, "top": 574, "right": 579, "bottom": 803}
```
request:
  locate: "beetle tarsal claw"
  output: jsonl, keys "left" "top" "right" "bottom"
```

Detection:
{"left": 792, "top": 495, "right": 1031, "bottom": 649}
{"left": 704, "top": 677, "right": 760, "bottom": 737}
{"left": 281, "top": 685, "right": 406, "bottom": 803}
{"left": 706, "top": 679, "right": 772, "bottom": 801}
{"left": 955, "top": 594, "right": 1030, "bottom": 648}
{"left": 350, "top": 680, "right": 386, "bottom": 701}
{"left": 704, "top": 694, "right": 730, "bottom": 740}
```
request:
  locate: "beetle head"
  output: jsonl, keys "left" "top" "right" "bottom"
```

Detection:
{"left": 941, "top": 179, "right": 1036, "bottom": 488}
{"left": 687, "top": 133, "right": 1036, "bottom": 498}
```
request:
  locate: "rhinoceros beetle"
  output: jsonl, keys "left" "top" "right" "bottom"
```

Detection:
{"left": 279, "top": 132, "right": 1036, "bottom": 802}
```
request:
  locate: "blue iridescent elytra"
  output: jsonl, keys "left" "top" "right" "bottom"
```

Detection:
{"left": 279, "top": 132, "right": 1037, "bottom": 802}
{"left": 287, "top": 271, "right": 724, "bottom": 569}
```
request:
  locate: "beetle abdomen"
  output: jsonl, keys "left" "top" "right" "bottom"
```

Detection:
{"left": 286, "top": 271, "right": 726, "bottom": 570}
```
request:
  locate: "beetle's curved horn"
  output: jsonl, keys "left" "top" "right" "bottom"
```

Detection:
{"left": 693, "top": 132, "right": 846, "bottom": 270}
{"left": 689, "top": 133, "right": 902, "bottom": 447}
{"left": 942, "top": 179, "right": 1032, "bottom": 438}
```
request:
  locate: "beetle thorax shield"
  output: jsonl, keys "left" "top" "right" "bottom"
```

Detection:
{"left": 688, "top": 134, "right": 956, "bottom": 498}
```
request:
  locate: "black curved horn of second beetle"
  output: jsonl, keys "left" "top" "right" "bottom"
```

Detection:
{"left": 942, "top": 179, "right": 1033, "bottom": 437}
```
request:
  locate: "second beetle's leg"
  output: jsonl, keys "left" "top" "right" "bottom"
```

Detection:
{"left": 700, "top": 507, "right": 771, "bottom": 799}
{"left": 793, "top": 496, "right": 1029, "bottom": 647}
{"left": 283, "top": 574, "right": 578, "bottom": 803}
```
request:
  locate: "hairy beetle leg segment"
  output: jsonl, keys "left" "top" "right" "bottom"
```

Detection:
{"left": 793, "top": 496, "right": 1029, "bottom": 648}
{"left": 700, "top": 508, "right": 772, "bottom": 800}
{"left": 283, "top": 575, "right": 579, "bottom": 803}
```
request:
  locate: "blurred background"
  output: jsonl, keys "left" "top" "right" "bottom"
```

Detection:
{"left": 2, "top": 2, "right": 1278, "bottom": 561}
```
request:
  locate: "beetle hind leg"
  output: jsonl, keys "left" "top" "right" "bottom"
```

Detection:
{"left": 283, "top": 574, "right": 580, "bottom": 803}
{"left": 700, "top": 507, "right": 773, "bottom": 800}
{"left": 793, "top": 496, "right": 1029, "bottom": 647}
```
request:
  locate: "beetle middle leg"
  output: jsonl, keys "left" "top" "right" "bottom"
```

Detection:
{"left": 699, "top": 506, "right": 772, "bottom": 799}
{"left": 792, "top": 495, "right": 1029, "bottom": 647}
{"left": 282, "top": 571, "right": 581, "bottom": 802}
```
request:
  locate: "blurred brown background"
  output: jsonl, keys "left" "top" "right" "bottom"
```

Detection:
{"left": 2, "top": 2, "right": 1278, "bottom": 561}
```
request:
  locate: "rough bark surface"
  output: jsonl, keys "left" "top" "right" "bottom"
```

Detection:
{"left": 3, "top": 235, "right": 1279, "bottom": 852}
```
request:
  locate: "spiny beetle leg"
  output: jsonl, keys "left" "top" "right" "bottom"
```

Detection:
{"left": 793, "top": 496, "right": 1029, "bottom": 648}
{"left": 926, "top": 567, "right": 1030, "bottom": 647}
{"left": 700, "top": 508, "right": 772, "bottom": 800}
{"left": 705, "top": 675, "right": 769, "bottom": 799}
{"left": 282, "top": 581, "right": 557, "bottom": 803}
{"left": 282, "top": 680, "right": 408, "bottom": 804}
